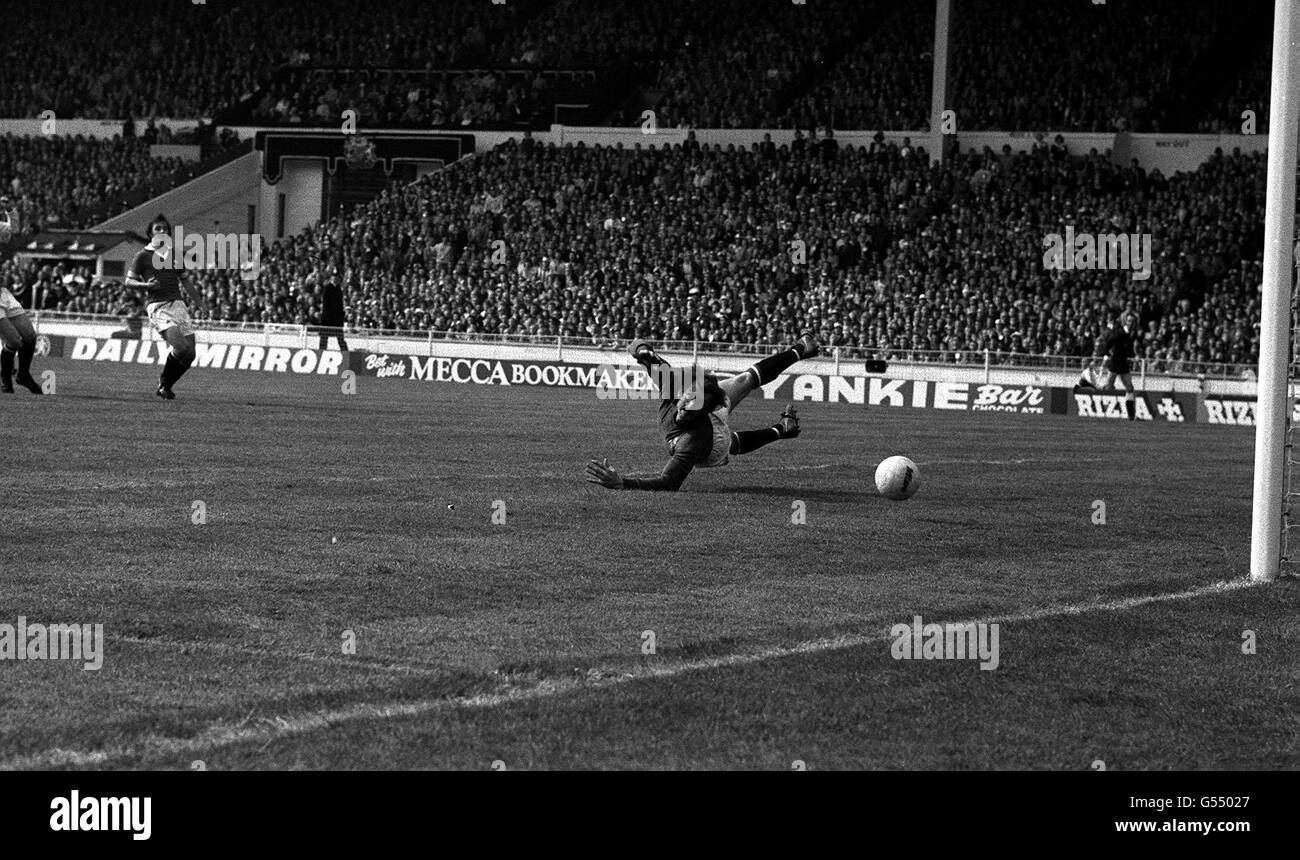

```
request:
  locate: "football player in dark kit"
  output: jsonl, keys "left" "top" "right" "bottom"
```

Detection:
{"left": 125, "top": 214, "right": 197, "bottom": 399}
{"left": 584, "top": 334, "right": 819, "bottom": 491}
{"left": 1076, "top": 311, "right": 1140, "bottom": 420}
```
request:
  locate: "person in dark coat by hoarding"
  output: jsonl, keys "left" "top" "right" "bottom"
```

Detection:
{"left": 318, "top": 281, "right": 348, "bottom": 351}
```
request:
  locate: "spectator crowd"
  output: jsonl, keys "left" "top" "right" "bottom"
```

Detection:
{"left": 250, "top": 67, "right": 594, "bottom": 129}
{"left": 7, "top": 136, "right": 1270, "bottom": 375}
{"left": 0, "top": 0, "right": 1280, "bottom": 378}
{"left": 0, "top": 0, "right": 1275, "bottom": 134}
{"left": 0, "top": 133, "right": 189, "bottom": 231}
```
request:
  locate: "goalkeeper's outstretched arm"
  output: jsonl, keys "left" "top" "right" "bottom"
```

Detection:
{"left": 585, "top": 452, "right": 694, "bottom": 491}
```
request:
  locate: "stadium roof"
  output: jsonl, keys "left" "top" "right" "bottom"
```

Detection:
{"left": 13, "top": 230, "right": 142, "bottom": 259}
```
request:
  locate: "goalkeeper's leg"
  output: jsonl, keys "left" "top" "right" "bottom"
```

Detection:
{"left": 720, "top": 332, "right": 819, "bottom": 412}
{"left": 630, "top": 338, "right": 692, "bottom": 402}
{"left": 730, "top": 406, "right": 802, "bottom": 456}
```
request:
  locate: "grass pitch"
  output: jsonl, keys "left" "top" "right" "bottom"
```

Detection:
{"left": 0, "top": 358, "right": 1295, "bottom": 770}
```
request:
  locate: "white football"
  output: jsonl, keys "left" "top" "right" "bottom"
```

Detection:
{"left": 875, "top": 455, "right": 920, "bottom": 501}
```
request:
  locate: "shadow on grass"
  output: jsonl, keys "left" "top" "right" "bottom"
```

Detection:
{"left": 698, "top": 485, "right": 869, "bottom": 503}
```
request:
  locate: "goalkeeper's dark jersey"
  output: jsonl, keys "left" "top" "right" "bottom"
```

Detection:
{"left": 620, "top": 402, "right": 716, "bottom": 491}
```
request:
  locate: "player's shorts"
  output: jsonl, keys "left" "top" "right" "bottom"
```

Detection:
{"left": 0, "top": 287, "right": 24, "bottom": 319}
{"left": 666, "top": 407, "right": 732, "bottom": 468}
{"left": 700, "top": 407, "right": 731, "bottom": 468}
{"left": 146, "top": 300, "right": 194, "bottom": 337}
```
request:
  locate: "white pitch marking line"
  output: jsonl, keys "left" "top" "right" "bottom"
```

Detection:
{"left": 0, "top": 579, "right": 1259, "bottom": 770}
{"left": 915, "top": 456, "right": 1110, "bottom": 467}
{"left": 740, "top": 457, "right": 1108, "bottom": 472}
{"left": 111, "top": 636, "right": 450, "bottom": 677}
{"left": 483, "top": 458, "right": 1106, "bottom": 479}
{"left": 42, "top": 474, "right": 432, "bottom": 493}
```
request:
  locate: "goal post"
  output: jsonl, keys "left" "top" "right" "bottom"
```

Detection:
{"left": 1250, "top": 0, "right": 1300, "bottom": 582}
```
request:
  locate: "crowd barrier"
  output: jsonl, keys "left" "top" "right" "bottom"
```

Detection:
{"left": 37, "top": 329, "right": 1275, "bottom": 427}
{"left": 345, "top": 346, "right": 1266, "bottom": 427}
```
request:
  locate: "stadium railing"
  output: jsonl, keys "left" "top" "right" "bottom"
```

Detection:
{"left": 31, "top": 310, "right": 1259, "bottom": 383}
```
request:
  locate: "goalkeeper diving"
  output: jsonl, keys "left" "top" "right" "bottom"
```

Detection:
{"left": 585, "top": 334, "right": 819, "bottom": 491}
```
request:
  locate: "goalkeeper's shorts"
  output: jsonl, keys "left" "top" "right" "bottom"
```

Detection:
{"left": 675, "top": 407, "right": 730, "bottom": 469}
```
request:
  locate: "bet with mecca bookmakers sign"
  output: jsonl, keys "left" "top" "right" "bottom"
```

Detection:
{"left": 347, "top": 350, "right": 1117, "bottom": 417}
{"left": 350, "top": 351, "right": 1060, "bottom": 410}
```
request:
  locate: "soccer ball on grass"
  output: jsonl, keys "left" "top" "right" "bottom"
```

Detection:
{"left": 875, "top": 455, "right": 920, "bottom": 501}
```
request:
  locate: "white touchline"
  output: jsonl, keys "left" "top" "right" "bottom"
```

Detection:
{"left": 112, "top": 635, "right": 451, "bottom": 677}
{"left": 0, "top": 579, "right": 1258, "bottom": 770}
{"left": 46, "top": 473, "right": 432, "bottom": 493}
{"left": 913, "top": 456, "right": 1110, "bottom": 467}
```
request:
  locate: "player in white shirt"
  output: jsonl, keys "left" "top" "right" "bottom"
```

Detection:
{"left": 0, "top": 196, "right": 44, "bottom": 394}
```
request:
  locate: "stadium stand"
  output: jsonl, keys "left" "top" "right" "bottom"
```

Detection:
{"left": 646, "top": 0, "right": 894, "bottom": 130}
{"left": 0, "top": 0, "right": 1273, "bottom": 131}
{"left": 778, "top": 0, "right": 932, "bottom": 133}
{"left": 0, "top": 134, "right": 193, "bottom": 230}
{"left": 246, "top": 67, "right": 599, "bottom": 129}
{"left": 0, "top": 0, "right": 1279, "bottom": 380}
{"left": 12, "top": 138, "right": 1268, "bottom": 376}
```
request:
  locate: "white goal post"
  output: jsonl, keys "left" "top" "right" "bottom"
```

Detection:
{"left": 1250, "top": 0, "right": 1300, "bottom": 581}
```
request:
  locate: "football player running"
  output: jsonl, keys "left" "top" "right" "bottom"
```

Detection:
{"left": 126, "top": 214, "right": 197, "bottom": 399}
{"left": 0, "top": 195, "right": 43, "bottom": 395}
{"left": 585, "top": 334, "right": 819, "bottom": 491}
